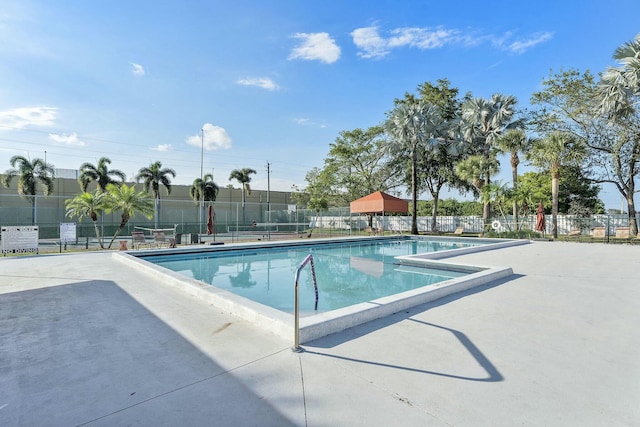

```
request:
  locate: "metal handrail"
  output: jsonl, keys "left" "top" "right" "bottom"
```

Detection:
{"left": 292, "top": 254, "right": 318, "bottom": 352}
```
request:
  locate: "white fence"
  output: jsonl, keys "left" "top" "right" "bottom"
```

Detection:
{"left": 311, "top": 214, "right": 636, "bottom": 235}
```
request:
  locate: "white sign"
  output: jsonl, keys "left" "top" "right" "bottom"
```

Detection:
{"left": 60, "top": 222, "right": 76, "bottom": 243}
{"left": 288, "top": 204, "right": 297, "bottom": 212}
{"left": 1, "top": 226, "right": 39, "bottom": 255}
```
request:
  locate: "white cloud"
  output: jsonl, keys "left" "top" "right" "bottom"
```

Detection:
{"left": 0, "top": 106, "right": 57, "bottom": 129}
{"left": 186, "top": 123, "right": 232, "bottom": 150}
{"left": 293, "top": 117, "right": 327, "bottom": 128}
{"left": 48, "top": 132, "right": 85, "bottom": 146}
{"left": 152, "top": 144, "right": 172, "bottom": 152}
{"left": 237, "top": 77, "right": 279, "bottom": 91}
{"left": 351, "top": 25, "right": 553, "bottom": 58}
{"left": 289, "top": 32, "right": 341, "bottom": 64}
{"left": 350, "top": 27, "right": 388, "bottom": 58}
{"left": 506, "top": 32, "right": 554, "bottom": 54}
{"left": 351, "top": 26, "right": 457, "bottom": 58}
{"left": 131, "top": 62, "right": 145, "bottom": 76}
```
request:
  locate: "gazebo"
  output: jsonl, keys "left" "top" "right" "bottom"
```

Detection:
{"left": 350, "top": 191, "right": 408, "bottom": 233}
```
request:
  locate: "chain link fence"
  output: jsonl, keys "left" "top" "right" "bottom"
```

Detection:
{"left": 1, "top": 193, "right": 637, "bottom": 243}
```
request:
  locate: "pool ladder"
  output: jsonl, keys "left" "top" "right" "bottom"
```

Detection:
{"left": 292, "top": 254, "right": 318, "bottom": 352}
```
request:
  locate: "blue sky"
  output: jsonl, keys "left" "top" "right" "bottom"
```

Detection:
{"left": 0, "top": 0, "right": 637, "bottom": 210}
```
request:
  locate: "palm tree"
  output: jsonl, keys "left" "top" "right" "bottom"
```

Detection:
{"left": 599, "top": 33, "right": 640, "bottom": 118}
{"left": 461, "top": 94, "right": 522, "bottom": 224}
{"left": 229, "top": 168, "right": 257, "bottom": 224}
{"left": 495, "top": 129, "right": 535, "bottom": 228}
{"left": 78, "top": 157, "right": 126, "bottom": 192}
{"left": 527, "top": 132, "right": 586, "bottom": 238}
{"left": 455, "top": 155, "right": 500, "bottom": 198}
{"left": 65, "top": 191, "right": 107, "bottom": 248}
{"left": 190, "top": 173, "right": 220, "bottom": 232}
{"left": 385, "top": 100, "right": 443, "bottom": 234}
{"left": 103, "top": 183, "right": 154, "bottom": 248}
{"left": 2, "top": 155, "right": 54, "bottom": 224}
{"left": 190, "top": 173, "right": 220, "bottom": 205}
{"left": 135, "top": 161, "right": 176, "bottom": 228}
{"left": 455, "top": 155, "right": 500, "bottom": 237}
{"left": 599, "top": 33, "right": 640, "bottom": 236}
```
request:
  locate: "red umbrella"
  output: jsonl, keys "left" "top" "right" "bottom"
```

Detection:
{"left": 535, "top": 202, "right": 545, "bottom": 234}
{"left": 207, "top": 205, "right": 213, "bottom": 235}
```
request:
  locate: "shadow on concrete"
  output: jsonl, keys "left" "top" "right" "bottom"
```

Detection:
{"left": 300, "top": 275, "right": 525, "bottom": 383}
{"left": 0, "top": 280, "right": 296, "bottom": 426}
{"left": 303, "top": 318, "right": 503, "bottom": 382}
{"left": 309, "top": 274, "right": 523, "bottom": 349}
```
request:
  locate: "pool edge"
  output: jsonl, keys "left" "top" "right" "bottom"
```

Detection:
{"left": 112, "top": 236, "right": 528, "bottom": 344}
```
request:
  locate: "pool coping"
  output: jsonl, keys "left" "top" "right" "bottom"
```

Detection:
{"left": 113, "top": 235, "right": 529, "bottom": 343}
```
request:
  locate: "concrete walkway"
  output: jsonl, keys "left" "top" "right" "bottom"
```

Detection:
{"left": 1, "top": 241, "right": 639, "bottom": 426}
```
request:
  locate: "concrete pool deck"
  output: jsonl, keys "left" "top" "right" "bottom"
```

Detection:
{"left": 1, "top": 241, "right": 639, "bottom": 426}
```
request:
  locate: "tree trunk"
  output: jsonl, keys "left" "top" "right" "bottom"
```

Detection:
{"left": 431, "top": 196, "right": 439, "bottom": 232}
{"left": 92, "top": 220, "right": 104, "bottom": 249}
{"left": 628, "top": 196, "right": 638, "bottom": 236}
{"left": 410, "top": 144, "right": 418, "bottom": 235}
{"left": 30, "top": 196, "right": 36, "bottom": 225}
{"left": 482, "top": 193, "right": 491, "bottom": 230}
{"left": 551, "top": 173, "right": 559, "bottom": 238}
{"left": 154, "top": 198, "right": 160, "bottom": 229}
{"left": 108, "top": 218, "right": 128, "bottom": 249}
{"left": 482, "top": 143, "right": 491, "bottom": 229}
{"left": 511, "top": 156, "right": 519, "bottom": 230}
{"left": 241, "top": 188, "right": 246, "bottom": 225}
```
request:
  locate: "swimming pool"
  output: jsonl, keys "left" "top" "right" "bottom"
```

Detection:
{"left": 138, "top": 238, "right": 478, "bottom": 313}
{"left": 114, "top": 236, "right": 527, "bottom": 343}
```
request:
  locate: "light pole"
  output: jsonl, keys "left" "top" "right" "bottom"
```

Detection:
{"left": 199, "top": 128, "right": 204, "bottom": 235}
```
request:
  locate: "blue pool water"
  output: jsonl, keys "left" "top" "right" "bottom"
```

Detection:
{"left": 141, "top": 238, "right": 483, "bottom": 313}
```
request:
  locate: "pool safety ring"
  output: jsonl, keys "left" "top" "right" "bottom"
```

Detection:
{"left": 491, "top": 220, "right": 501, "bottom": 230}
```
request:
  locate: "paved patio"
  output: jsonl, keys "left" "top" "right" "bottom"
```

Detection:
{"left": 1, "top": 241, "right": 639, "bottom": 426}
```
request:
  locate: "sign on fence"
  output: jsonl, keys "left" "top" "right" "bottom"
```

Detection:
{"left": 1, "top": 225, "right": 39, "bottom": 255}
{"left": 60, "top": 222, "right": 76, "bottom": 243}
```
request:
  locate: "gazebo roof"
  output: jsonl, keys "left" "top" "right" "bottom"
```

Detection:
{"left": 349, "top": 191, "right": 408, "bottom": 214}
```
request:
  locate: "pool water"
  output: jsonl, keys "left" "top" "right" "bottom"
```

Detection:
{"left": 143, "top": 238, "right": 478, "bottom": 313}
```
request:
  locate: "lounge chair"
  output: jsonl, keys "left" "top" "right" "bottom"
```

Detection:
{"left": 453, "top": 226, "right": 464, "bottom": 236}
{"left": 132, "top": 231, "right": 151, "bottom": 249}
{"left": 612, "top": 227, "right": 631, "bottom": 243}
{"left": 566, "top": 229, "right": 582, "bottom": 240}
{"left": 152, "top": 230, "right": 170, "bottom": 248}
{"left": 591, "top": 227, "right": 607, "bottom": 242}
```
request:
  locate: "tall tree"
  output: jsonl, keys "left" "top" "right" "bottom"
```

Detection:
{"left": 190, "top": 173, "right": 220, "bottom": 206}
{"left": 461, "top": 94, "right": 522, "bottom": 223}
{"left": 190, "top": 173, "right": 220, "bottom": 231}
{"left": 529, "top": 67, "right": 640, "bottom": 235}
{"left": 135, "top": 161, "right": 176, "bottom": 228}
{"left": 65, "top": 191, "right": 107, "bottom": 248}
{"left": 104, "top": 183, "right": 154, "bottom": 248}
{"left": 495, "top": 129, "right": 535, "bottom": 228}
{"left": 385, "top": 100, "right": 443, "bottom": 234}
{"left": 598, "top": 34, "right": 640, "bottom": 235}
{"left": 2, "top": 155, "right": 54, "bottom": 224}
{"left": 325, "top": 125, "right": 399, "bottom": 202}
{"left": 229, "top": 168, "right": 257, "bottom": 224}
{"left": 527, "top": 132, "right": 586, "bottom": 238}
{"left": 390, "top": 79, "right": 470, "bottom": 232}
{"left": 78, "top": 157, "right": 126, "bottom": 192}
